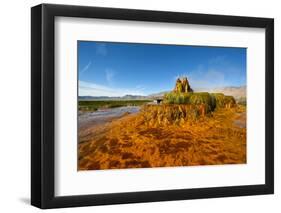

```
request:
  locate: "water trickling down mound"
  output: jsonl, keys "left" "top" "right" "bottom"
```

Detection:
{"left": 145, "top": 77, "right": 237, "bottom": 125}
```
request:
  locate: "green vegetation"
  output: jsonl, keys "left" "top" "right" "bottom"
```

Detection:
{"left": 163, "top": 91, "right": 236, "bottom": 112}
{"left": 142, "top": 91, "right": 238, "bottom": 126}
{"left": 189, "top": 92, "right": 214, "bottom": 112}
{"left": 79, "top": 100, "right": 152, "bottom": 111}
{"left": 210, "top": 93, "right": 225, "bottom": 108}
{"left": 163, "top": 92, "right": 190, "bottom": 104}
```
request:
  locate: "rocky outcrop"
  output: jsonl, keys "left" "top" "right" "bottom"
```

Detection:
{"left": 174, "top": 77, "right": 193, "bottom": 93}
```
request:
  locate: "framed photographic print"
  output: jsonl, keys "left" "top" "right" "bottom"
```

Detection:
{"left": 31, "top": 3, "right": 274, "bottom": 209}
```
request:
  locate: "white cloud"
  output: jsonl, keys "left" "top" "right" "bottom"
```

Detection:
{"left": 79, "top": 80, "right": 146, "bottom": 97}
{"left": 80, "top": 61, "right": 92, "bottom": 74}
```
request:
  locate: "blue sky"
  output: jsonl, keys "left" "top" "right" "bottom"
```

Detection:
{"left": 78, "top": 41, "right": 246, "bottom": 97}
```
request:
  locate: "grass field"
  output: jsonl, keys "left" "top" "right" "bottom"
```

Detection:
{"left": 78, "top": 100, "right": 152, "bottom": 111}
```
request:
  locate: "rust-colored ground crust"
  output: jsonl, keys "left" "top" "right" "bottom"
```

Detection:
{"left": 78, "top": 106, "right": 246, "bottom": 170}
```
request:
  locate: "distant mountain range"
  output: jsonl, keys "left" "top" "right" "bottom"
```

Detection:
{"left": 78, "top": 94, "right": 150, "bottom": 100}
{"left": 79, "top": 86, "right": 246, "bottom": 101}
{"left": 196, "top": 86, "right": 246, "bottom": 99}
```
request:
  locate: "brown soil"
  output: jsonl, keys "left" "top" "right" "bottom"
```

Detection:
{"left": 78, "top": 105, "right": 246, "bottom": 170}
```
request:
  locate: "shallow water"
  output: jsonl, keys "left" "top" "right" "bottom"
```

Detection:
{"left": 79, "top": 106, "right": 140, "bottom": 129}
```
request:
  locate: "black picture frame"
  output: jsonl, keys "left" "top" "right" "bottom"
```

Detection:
{"left": 31, "top": 3, "right": 274, "bottom": 209}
